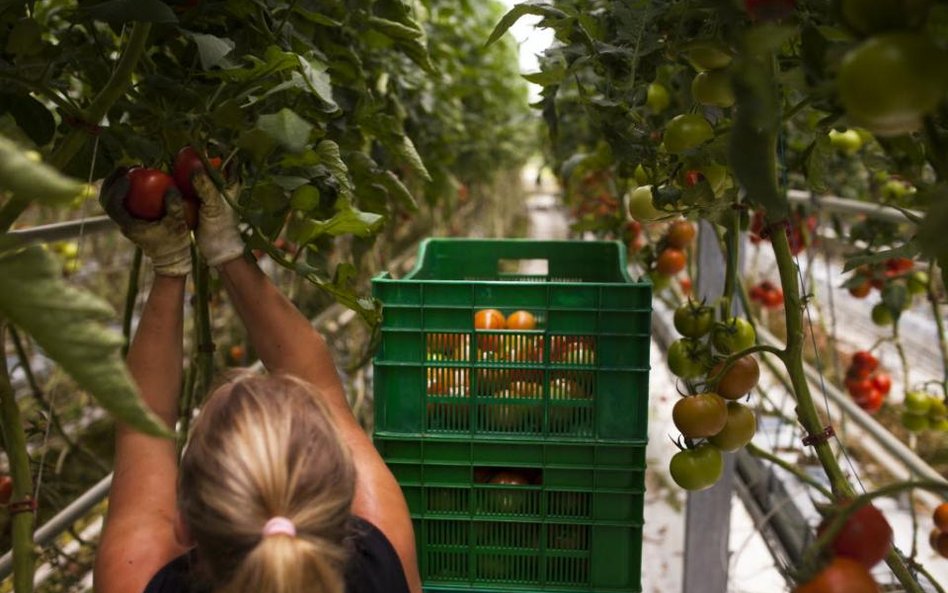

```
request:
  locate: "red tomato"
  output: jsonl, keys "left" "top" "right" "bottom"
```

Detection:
{"left": 173, "top": 145, "right": 221, "bottom": 200}
{"left": 859, "top": 389, "right": 884, "bottom": 414}
{"left": 846, "top": 377, "right": 874, "bottom": 401}
{"left": 793, "top": 557, "right": 879, "bottom": 593}
{"left": 679, "top": 276, "right": 693, "bottom": 295}
{"left": 851, "top": 351, "right": 879, "bottom": 373}
{"left": 125, "top": 167, "right": 177, "bottom": 222}
{"left": 871, "top": 373, "right": 891, "bottom": 395}
{"left": 822, "top": 504, "right": 893, "bottom": 568}
{"left": 682, "top": 170, "right": 703, "bottom": 188}
{"left": 762, "top": 288, "right": 784, "bottom": 309}
{"left": 656, "top": 248, "right": 687, "bottom": 275}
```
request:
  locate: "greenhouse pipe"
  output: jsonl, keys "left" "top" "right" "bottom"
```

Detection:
{"left": 0, "top": 474, "right": 112, "bottom": 579}
{"left": 786, "top": 190, "right": 922, "bottom": 225}
{"left": 6, "top": 216, "right": 114, "bottom": 244}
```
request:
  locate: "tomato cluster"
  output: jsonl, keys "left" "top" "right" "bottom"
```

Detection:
{"left": 646, "top": 219, "right": 695, "bottom": 290}
{"left": 570, "top": 170, "right": 621, "bottom": 220}
{"left": 749, "top": 280, "right": 784, "bottom": 309}
{"left": 113, "top": 146, "right": 222, "bottom": 230}
{"left": 843, "top": 351, "right": 889, "bottom": 414}
{"left": 846, "top": 257, "right": 924, "bottom": 300}
{"left": 900, "top": 391, "right": 948, "bottom": 434}
{"left": 931, "top": 502, "right": 948, "bottom": 559}
{"left": 749, "top": 210, "right": 818, "bottom": 256}
{"left": 667, "top": 302, "right": 759, "bottom": 491}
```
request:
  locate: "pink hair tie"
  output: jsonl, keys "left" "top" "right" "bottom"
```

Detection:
{"left": 262, "top": 516, "right": 296, "bottom": 538}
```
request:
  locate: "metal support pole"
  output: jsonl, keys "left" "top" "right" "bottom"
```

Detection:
{"left": 681, "top": 220, "right": 744, "bottom": 593}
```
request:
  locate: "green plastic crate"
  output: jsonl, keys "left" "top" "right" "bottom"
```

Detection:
{"left": 372, "top": 239, "right": 651, "bottom": 442}
{"left": 376, "top": 436, "right": 644, "bottom": 592}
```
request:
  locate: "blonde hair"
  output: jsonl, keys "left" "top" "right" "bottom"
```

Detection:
{"left": 178, "top": 373, "right": 356, "bottom": 593}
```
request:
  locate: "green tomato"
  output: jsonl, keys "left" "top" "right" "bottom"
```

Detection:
{"left": 683, "top": 42, "right": 733, "bottom": 71}
{"left": 663, "top": 114, "right": 714, "bottom": 155}
{"left": 871, "top": 303, "right": 894, "bottom": 326}
{"left": 669, "top": 444, "right": 724, "bottom": 491}
{"left": 906, "top": 271, "right": 929, "bottom": 296}
{"left": 932, "top": 417, "right": 948, "bottom": 432}
{"left": 708, "top": 401, "right": 757, "bottom": 452}
{"left": 901, "top": 410, "right": 930, "bottom": 433}
{"left": 667, "top": 338, "right": 710, "bottom": 379}
{"left": 839, "top": 0, "right": 931, "bottom": 34}
{"left": 828, "top": 129, "right": 863, "bottom": 155}
{"left": 838, "top": 33, "right": 948, "bottom": 137}
{"left": 628, "top": 185, "right": 660, "bottom": 221}
{"left": 648, "top": 270, "right": 671, "bottom": 291}
{"left": 691, "top": 70, "right": 735, "bottom": 108}
{"left": 904, "top": 391, "right": 932, "bottom": 416}
{"left": 928, "top": 397, "right": 947, "bottom": 422}
{"left": 674, "top": 302, "right": 715, "bottom": 339}
{"left": 711, "top": 317, "right": 756, "bottom": 354}
{"left": 647, "top": 82, "right": 671, "bottom": 114}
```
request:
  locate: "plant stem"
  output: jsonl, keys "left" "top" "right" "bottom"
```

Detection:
{"left": 927, "top": 260, "right": 948, "bottom": 399}
{"left": 0, "top": 22, "right": 153, "bottom": 232}
{"left": 0, "top": 323, "right": 35, "bottom": 593}
{"left": 746, "top": 442, "right": 832, "bottom": 498}
{"left": 121, "top": 248, "right": 143, "bottom": 358}
{"left": 892, "top": 321, "right": 910, "bottom": 398}
{"left": 770, "top": 227, "right": 854, "bottom": 497}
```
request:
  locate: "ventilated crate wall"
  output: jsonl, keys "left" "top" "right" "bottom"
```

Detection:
{"left": 373, "top": 240, "right": 652, "bottom": 443}
{"left": 377, "top": 437, "right": 645, "bottom": 591}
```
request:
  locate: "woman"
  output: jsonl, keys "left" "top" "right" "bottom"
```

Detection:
{"left": 93, "top": 170, "right": 421, "bottom": 593}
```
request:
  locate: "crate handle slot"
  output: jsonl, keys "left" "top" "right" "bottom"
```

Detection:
{"left": 498, "top": 258, "right": 548, "bottom": 276}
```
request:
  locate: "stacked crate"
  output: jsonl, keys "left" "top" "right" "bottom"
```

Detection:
{"left": 372, "top": 239, "right": 651, "bottom": 592}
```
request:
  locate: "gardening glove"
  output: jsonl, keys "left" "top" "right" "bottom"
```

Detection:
{"left": 192, "top": 172, "right": 245, "bottom": 266}
{"left": 99, "top": 168, "right": 192, "bottom": 277}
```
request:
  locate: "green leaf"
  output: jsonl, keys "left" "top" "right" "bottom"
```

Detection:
{"left": 0, "top": 95, "right": 55, "bottom": 146}
{"left": 881, "top": 281, "right": 908, "bottom": 320}
{"left": 389, "top": 134, "right": 432, "bottom": 182}
{"left": 83, "top": 0, "right": 178, "bottom": 23}
{"left": 256, "top": 109, "right": 313, "bottom": 153}
{"left": 367, "top": 16, "right": 434, "bottom": 73}
{"left": 296, "top": 54, "right": 338, "bottom": 109}
{"left": 315, "top": 140, "right": 354, "bottom": 198}
{"left": 0, "top": 134, "right": 89, "bottom": 205}
{"left": 486, "top": 2, "right": 568, "bottom": 47}
{"left": 211, "top": 46, "right": 299, "bottom": 83}
{"left": 0, "top": 246, "right": 171, "bottom": 437}
{"left": 379, "top": 170, "right": 418, "bottom": 212}
{"left": 186, "top": 32, "right": 235, "bottom": 70}
{"left": 300, "top": 205, "right": 385, "bottom": 240}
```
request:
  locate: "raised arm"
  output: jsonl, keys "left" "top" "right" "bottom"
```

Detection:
{"left": 193, "top": 174, "right": 422, "bottom": 593}
{"left": 94, "top": 171, "right": 193, "bottom": 593}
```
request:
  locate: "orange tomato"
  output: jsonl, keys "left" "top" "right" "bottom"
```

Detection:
{"left": 506, "top": 310, "right": 537, "bottom": 330}
{"left": 656, "top": 248, "right": 687, "bottom": 275}
{"left": 666, "top": 220, "right": 696, "bottom": 249}
{"left": 934, "top": 502, "right": 948, "bottom": 532}
{"left": 475, "top": 309, "right": 506, "bottom": 330}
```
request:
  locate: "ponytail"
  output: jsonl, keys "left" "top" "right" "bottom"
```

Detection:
{"left": 178, "top": 373, "right": 356, "bottom": 593}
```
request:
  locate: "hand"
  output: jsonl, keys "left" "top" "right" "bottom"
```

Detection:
{"left": 99, "top": 168, "right": 191, "bottom": 277}
{"left": 192, "top": 173, "right": 245, "bottom": 266}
